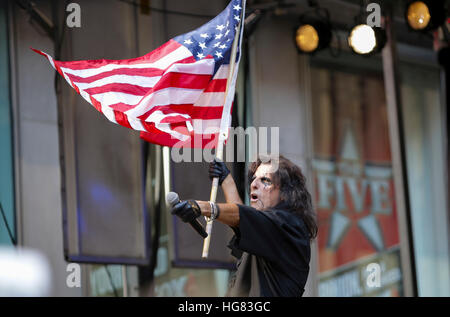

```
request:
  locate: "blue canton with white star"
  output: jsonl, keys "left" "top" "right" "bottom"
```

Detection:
{"left": 173, "top": 0, "right": 243, "bottom": 74}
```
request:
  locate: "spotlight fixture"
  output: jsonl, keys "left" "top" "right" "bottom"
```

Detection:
{"left": 348, "top": 24, "right": 386, "bottom": 55}
{"left": 405, "top": 0, "right": 446, "bottom": 31}
{"left": 294, "top": 7, "right": 332, "bottom": 54}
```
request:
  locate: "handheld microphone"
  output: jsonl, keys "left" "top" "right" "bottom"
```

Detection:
{"left": 166, "top": 192, "right": 208, "bottom": 238}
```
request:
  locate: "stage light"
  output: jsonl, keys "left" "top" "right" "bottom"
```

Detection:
{"left": 296, "top": 24, "right": 319, "bottom": 53}
{"left": 406, "top": 1, "right": 431, "bottom": 30}
{"left": 348, "top": 24, "right": 386, "bottom": 55}
{"left": 295, "top": 19, "right": 332, "bottom": 54}
{"left": 405, "top": 0, "right": 446, "bottom": 31}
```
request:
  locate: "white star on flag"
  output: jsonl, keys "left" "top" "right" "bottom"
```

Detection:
{"left": 216, "top": 24, "right": 225, "bottom": 31}
{"left": 199, "top": 42, "right": 207, "bottom": 49}
{"left": 233, "top": 4, "right": 242, "bottom": 11}
{"left": 215, "top": 51, "right": 223, "bottom": 58}
{"left": 213, "top": 42, "right": 221, "bottom": 48}
{"left": 225, "top": 29, "right": 230, "bottom": 36}
{"left": 183, "top": 39, "right": 193, "bottom": 45}
{"left": 219, "top": 44, "right": 227, "bottom": 49}
{"left": 197, "top": 52, "right": 205, "bottom": 59}
{"left": 215, "top": 34, "right": 223, "bottom": 40}
{"left": 234, "top": 15, "right": 240, "bottom": 22}
{"left": 200, "top": 33, "right": 209, "bottom": 38}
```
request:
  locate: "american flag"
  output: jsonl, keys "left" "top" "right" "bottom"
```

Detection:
{"left": 33, "top": 0, "right": 245, "bottom": 148}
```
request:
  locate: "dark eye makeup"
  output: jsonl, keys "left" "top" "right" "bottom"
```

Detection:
{"left": 250, "top": 175, "right": 273, "bottom": 186}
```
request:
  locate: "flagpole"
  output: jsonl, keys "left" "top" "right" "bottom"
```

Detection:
{"left": 202, "top": 10, "right": 244, "bottom": 259}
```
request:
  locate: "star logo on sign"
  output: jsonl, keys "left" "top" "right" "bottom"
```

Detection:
{"left": 216, "top": 24, "right": 225, "bottom": 31}
{"left": 184, "top": 39, "right": 193, "bottom": 45}
{"left": 199, "top": 42, "right": 207, "bottom": 50}
{"left": 197, "top": 52, "right": 205, "bottom": 59}
{"left": 233, "top": 4, "right": 242, "bottom": 11}
{"left": 215, "top": 51, "right": 223, "bottom": 58}
{"left": 200, "top": 33, "right": 209, "bottom": 39}
{"left": 316, "top": 125, "right": 391, "bottom": 253}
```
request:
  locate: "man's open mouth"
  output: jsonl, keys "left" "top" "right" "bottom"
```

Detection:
{"left": 250, "top": 193, "right": 258, "bottom": 201}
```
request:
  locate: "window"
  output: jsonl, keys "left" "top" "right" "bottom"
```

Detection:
{"left": 400, "top": 62, "right": 450, "bottom": 296}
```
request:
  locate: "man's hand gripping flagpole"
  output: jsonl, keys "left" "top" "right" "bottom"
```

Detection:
{"left": 202, "top": 2, "right": 245, "bottom": 259}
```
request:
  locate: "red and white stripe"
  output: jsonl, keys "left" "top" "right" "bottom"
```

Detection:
{"left": 32, "top": 39, "right": 231, "bottom": 148}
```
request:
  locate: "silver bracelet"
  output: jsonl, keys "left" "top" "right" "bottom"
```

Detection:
{"left": 208, "top": 201, "right": 217, "bottom": 220}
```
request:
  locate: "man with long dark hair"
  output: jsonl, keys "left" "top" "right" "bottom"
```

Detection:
{"left": 171, "top": 155, "right": 317, "bottom": 297}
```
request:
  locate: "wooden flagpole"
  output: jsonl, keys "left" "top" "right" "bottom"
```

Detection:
{"left": 202, "top": 9, "right": 244, "bottom": 259}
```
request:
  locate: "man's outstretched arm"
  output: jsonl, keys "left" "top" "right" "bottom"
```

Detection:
{"left": 170, "top": 198, "right": 240, "bottom": 229}
{"left": 196, "top": 201, "right": 240, "bottom": 228}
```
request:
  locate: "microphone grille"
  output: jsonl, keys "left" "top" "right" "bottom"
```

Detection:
{"left": 166, "top": 192, "right": 179, "bottom": 206}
